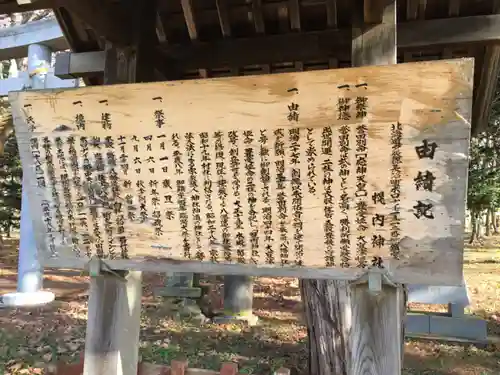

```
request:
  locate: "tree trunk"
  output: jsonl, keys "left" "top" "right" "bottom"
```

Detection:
{"left": 476, "top": 212, "right": 483, "bottom": 240}
{"left": 485, "top": 209, "right": 491, "bottom": 236}
{"left": 299, "top": 2, "right": 406, "bottom": 374}
{"left": 300, "top": 280, "right": 407, "bottom": 374}
{"left": 300, "top": 280, "right": 350, "bottom": 374}
{"left": 469, "top": 209, "right": 478, "bottom": 244}
{"left": 490, "top": 209, "right": 498, "bottom": 234}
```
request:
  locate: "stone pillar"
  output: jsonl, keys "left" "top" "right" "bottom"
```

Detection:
{"left": 215, "top": 275, "right": 258, "bottom": 325}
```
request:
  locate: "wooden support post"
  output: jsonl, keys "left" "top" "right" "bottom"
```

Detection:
{"left": 351, "top": 0, "right": 406, "bottom": 370}
{"left": 83, "top": 44, "right": 145, "bottom": 373}
{"left": 351, "top": 1, "right": 406, "bottom": 370}
{"left": 83, "top": 2, "right": 158, "bottom": 374}
{"left": 301, "top": 1, "right": 405, "bottom": 374}
{"left": 83, "top": 270, "right": 143, "bottom": 375}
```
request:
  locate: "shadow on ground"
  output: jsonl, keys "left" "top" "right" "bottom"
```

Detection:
{"left": 1, "top": 284, "right": 499, "bottom": 375}
{"left": 1, "top": 235, "right": 499, "bottom": 374}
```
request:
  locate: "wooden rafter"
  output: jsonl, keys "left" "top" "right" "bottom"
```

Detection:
{"left": 216, "top": 0, "right": 239, "bottom": 75}
{"left": 252, "top": 0, "right": 266, "bottom": 34}
{"left": 289, "top": 0, "right": 301, "bottom": 31}
{"left": 180, "top": 0, "right": 208, "bottom": 77}
{"left": 181, "top": 0, "right": 198, "bottom": 40}
{"left": 326, "top": 0, "right": 338, "bottom": 28}
{"left": 288, "top": 0, "right": 303, "bottom": 71}
{"left": 216, "top": 0, "right": 231, "bottom": 37}
{"left": 325, "top": 0, "right": 338, "bottom": 68}
{"left": 250, "top": 0, "right": 270, "bottom": 73}
{"left": 156, "top": 12, "right": 168, "bottom": 43}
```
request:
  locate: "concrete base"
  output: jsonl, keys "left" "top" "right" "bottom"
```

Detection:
{"left": 406, "top": 312, "right": 488, "bottom": 342}
{"left": 153, "top": 286, "right": 202, "bottom": 298}
{"left": 213, "top": 314, "right": 259, "bottom": 326}
{"left": 0, "top": 290, "right": 55, "bottom": 308}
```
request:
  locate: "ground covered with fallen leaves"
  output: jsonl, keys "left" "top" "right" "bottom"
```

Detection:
{"left": 0, "top": 235, "right": 499, "bottom": 375}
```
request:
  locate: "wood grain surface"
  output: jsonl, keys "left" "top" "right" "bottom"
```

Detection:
{"left": 10, "top": 59, "right": 472, "bottom": 284}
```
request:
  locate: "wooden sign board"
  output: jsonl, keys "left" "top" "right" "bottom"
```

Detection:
{"left": 10, "top": 59, "right": 472, "bottom": 285}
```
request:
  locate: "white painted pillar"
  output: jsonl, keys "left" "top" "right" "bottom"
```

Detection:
{"left": 1, "top": 43, "right": 55, "bottom": 307}
{"left": 27, "top": 43, "right": 51, "bottom": 89}
{"left": 17, "top": 176, "right": 42, "bottom": 293}
{"left": 17, "top": 44, "right": 51, "bottom": 293}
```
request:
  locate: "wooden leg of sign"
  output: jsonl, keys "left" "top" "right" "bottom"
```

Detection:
{"left": 83, "top": 2, "right": 158, "bottom": 375}
{"left": 83, "top": 271, "right": 143, "bottom": 375}
{"left": 301, "top": 1, "right": 407, "bottom": 374}
{"left": 350, "top": 0, "right": 407, "bottom": 370}
{"left": 83, "top": 42, "right": 146, "bottom": 372}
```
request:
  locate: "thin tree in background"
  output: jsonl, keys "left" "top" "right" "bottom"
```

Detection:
{"left": 467, "top": 77, "right": 500, "bottom": 243}
{"left": 0, "top": 129, "right": 21, "bottom": 237}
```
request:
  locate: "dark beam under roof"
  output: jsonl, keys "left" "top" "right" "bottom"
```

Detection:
{"left": 12, "top": 0, "right": 500, "bottom": 136}
{"left": 162, "top": 14, "right": 500, "bottom": 70}
{"left": 55, "top": 13, "right": 500, "bottom": 77}
{"left": 56, "top": 0, "right": 132, "bottom": 46}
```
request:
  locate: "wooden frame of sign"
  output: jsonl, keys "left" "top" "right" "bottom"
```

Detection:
{"left": 9, "top": 58, "right": 472, "bottom": 286}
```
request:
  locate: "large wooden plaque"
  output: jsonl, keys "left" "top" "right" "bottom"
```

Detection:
{"left": 10, "top": 59, "right": 472, "bottom": 284}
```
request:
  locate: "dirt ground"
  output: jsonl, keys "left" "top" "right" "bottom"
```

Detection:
{"left": 0, "top": 235, "right": 499, "bottom": 375}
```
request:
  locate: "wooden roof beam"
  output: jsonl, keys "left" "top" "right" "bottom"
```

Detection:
{"left": 56, "top": 14, "right": 500, "bottom": 77}
{"left": 394, "top": 13, "right": 500, "bottom": 48}
{"left": 162, "top": 14, "right": 500, "bottom": 70}
{"left": 56, "top": 0, "right": 133, "bottom": 46}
